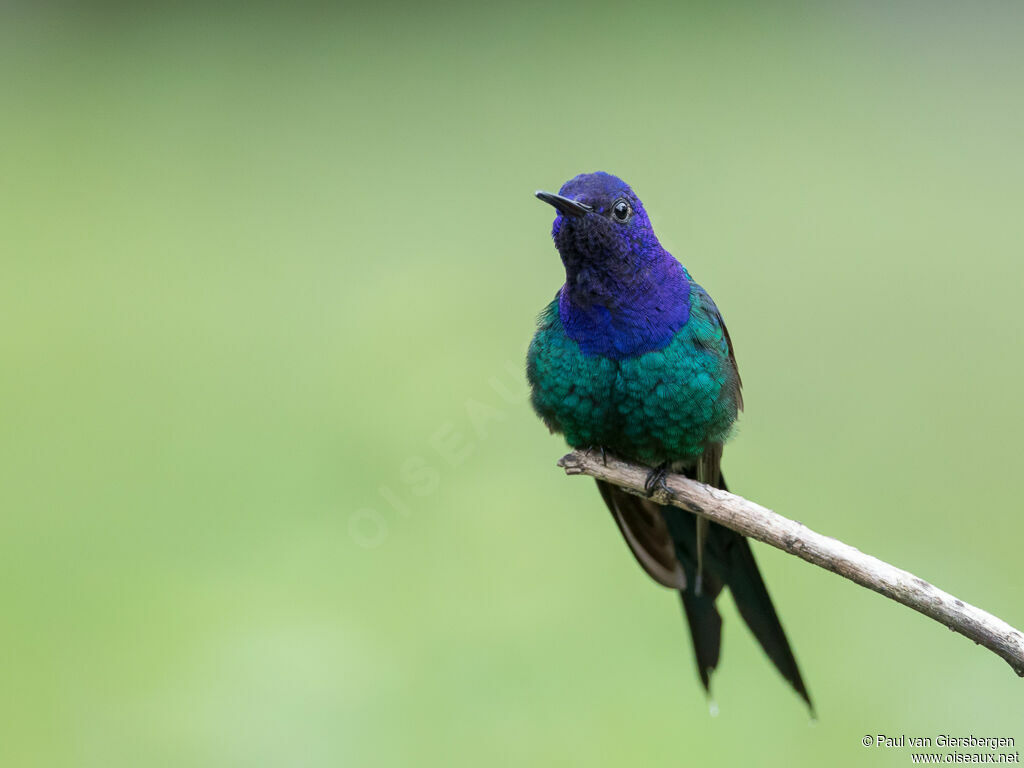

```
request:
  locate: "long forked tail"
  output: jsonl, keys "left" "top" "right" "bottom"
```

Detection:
{"left": 664, "top": 475, "right": 813, "bottom": 710}
{"left": 596, "top": 476, "right": 812, "bottom": 709}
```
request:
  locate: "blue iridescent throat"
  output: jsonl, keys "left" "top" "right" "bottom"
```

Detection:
{"left": 556, "top": 260, "right": 692, "bottom": 359}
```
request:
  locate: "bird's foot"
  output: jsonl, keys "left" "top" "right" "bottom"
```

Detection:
{"left": 643, "top": 462, "right": 671, "bottom": 497}
{"left": 584, "top": 445, "right": 609, "bottom": 465}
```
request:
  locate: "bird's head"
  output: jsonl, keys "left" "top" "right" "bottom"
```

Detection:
{"left": 535, "top": 171, "right": 662, "bottom": 272}
{"left": 534, "top": 171, "right": 690, "bottom": 356}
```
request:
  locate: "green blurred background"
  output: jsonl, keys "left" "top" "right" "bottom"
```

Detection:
{"left": 3, "top": 2, "right": 1023, "bottom": 765}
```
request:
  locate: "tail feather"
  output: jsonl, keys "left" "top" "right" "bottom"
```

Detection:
{"left": 725, "top": 533, "right": 813, "bottom": 710}
{"left": 662, "top": 474, "right": 812, "bottom": 710}
{"left": 663, "top": 504, "right": 727, "bottom": 695}
{"left": 594, "top": 472, "right": 811, "bottom": 709}
{"left": 716, "top": 474, "right": 811, "bottom": 709}
{"left": 679, "top": 563, "right": 724, "bottom": 693}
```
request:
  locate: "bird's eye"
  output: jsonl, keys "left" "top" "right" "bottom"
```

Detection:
{"left": 611, "top": 199, "right": 631, "bottom": 222}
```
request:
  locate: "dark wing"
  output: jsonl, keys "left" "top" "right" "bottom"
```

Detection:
{"left": 596, "top": 480, "right": 686, "bottom": 591}
{"left": 596, "top": 476, "right": 725, "bottom": 692}
{"left": 719, "top": 316, "right": 743, "bottom": 412}
{"left": 691, "top": 284, "right": 743, "bottom": 412}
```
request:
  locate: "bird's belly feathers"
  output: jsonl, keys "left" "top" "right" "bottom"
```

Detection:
{"left": 527, "top": 301, "right": 739, "bottom": 466}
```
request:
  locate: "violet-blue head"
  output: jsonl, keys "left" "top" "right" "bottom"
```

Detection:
{"left": 534, "top": 171, "right": 691, "bottom": 359}
{"left": 536, "top": 171, "right": 661, "bottom": 266}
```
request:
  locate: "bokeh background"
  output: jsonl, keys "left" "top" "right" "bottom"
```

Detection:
{"left": 3, "top": 2, "right": 1023, "bottom": 765}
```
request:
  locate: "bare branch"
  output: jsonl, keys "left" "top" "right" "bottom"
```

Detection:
{"left": 558, "top": 449, "right": 1024, "bottom": 677}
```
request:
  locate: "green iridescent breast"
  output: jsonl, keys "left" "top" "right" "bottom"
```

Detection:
{"left": 526, "top": 289, "right": 740, "bottom": 466}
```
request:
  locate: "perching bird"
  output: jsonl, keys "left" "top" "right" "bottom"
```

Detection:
{"left": 526, "top": 171, "right": 811, "bottom": 709}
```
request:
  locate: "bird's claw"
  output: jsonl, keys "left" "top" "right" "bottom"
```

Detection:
{"left": 644, "top": 462, "right": 671, "bottom": 497}
{"left": 584, "top": 445, "right": 608, "bottom": 465}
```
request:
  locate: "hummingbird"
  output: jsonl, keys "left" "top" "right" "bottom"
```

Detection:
{"left": 526, "top": 171, "right": 811, "bottom": 709}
